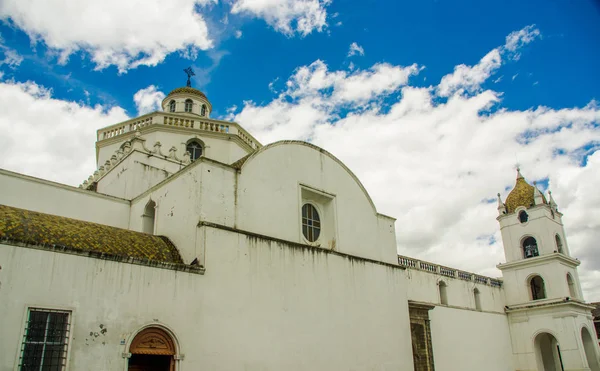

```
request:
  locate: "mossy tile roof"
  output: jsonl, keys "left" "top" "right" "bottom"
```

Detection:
{"left": 0, "top": 204, "right": 183, "bottom": 264}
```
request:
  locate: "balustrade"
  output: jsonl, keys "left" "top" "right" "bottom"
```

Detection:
{"left": 397, "top": 254, "right": 502, "bottom": 287}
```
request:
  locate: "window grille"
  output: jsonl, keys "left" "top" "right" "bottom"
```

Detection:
{"left": 169, "top": 100, "right": 176, "bottom": 112}
{"left": 301, "top": 204, "right": 321, "bottom": 242}
{"left": 184, "top": 99, "right": 193, "bottom": 113}
{"left": 186, "top": 141, "right": 203, "bottom": 161}
{"left": 19, "top": 308, "right": 70, "bottom": 371}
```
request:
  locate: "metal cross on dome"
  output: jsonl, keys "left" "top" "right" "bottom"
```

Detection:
{"left": 183, "top": 67, "right": 195, "bottom": 87}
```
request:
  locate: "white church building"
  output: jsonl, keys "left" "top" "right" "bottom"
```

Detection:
{"left": 1, "top": 84, "right": 599, "bottom": 371}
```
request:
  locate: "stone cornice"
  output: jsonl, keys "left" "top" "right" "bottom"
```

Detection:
{"left": 497, "top": 252, "right": 580, "bottom": 270}
{"left": 505, "top": 297, "right": 595, "bottom": 314}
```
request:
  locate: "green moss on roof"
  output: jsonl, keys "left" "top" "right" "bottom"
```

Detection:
{"left": 0, "top": 204, "right": 183, "bottom": 264}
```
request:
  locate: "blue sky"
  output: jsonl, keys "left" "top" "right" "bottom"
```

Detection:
{"left": 1, "top": 0, "right": 600, "bottom": 299}
{"left": 1, "top": 0, "right": 598, "bottom": 116}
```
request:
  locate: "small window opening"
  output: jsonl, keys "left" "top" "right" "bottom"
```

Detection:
{"left": 519, "top": 210, "right": 529, "bottom": 223}
{"left": 201, "top": 104, "right": 207, "bottom": 116}
{"left": 523, "top": 237, "right": 539, "bottom": 259}
{"left": 555, "top": 234, "right": 563, "bottom": 254}
{"left": 19, "top": 308, "right": 71, "bottom": 370}
{"left": 169, "top": 100, "right": 176, "bottom": 112}
{"left": 184, "top": 99, "right": 193, "bottom": 113}
{"left": 186, "top": 141, "right": 203, "bottom": 161}
{"left": 301, "top": 203, "right": 321, "bottom": 242}
{"left": 474, "top": 288, "right": 482, "bottom": 311}
{"left": 567, "top": 274, "right": 577, "bottom": 298}
{"left": 143, "top": 200, "right": 156, "bottom": 234}
{"left": 439, "top": 281, "right": 448, "bottom": 305}
{"left": 530, "top": 275, "right": 546, "bottom": 300}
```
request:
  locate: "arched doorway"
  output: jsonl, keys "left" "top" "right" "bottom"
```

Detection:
{"left": 534, "top": 332, "right": 563, "bottom": 371}
{"left": 582, "top": 327, "right": 600, "bottom": 371}
{"left": 128, "top": 327, "right": 176, "bottom": 371}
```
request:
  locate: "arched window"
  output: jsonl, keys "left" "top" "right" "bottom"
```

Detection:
{"left": 142, "top": 200, "right": 156, "bottom": 234}
{"left": 523, "top": 237, "right": 539, "bottom": 259}
{"left": 201, "top": 104, "right": 207, "bottom": 116}
{"left": 567, "top": 274, "right": 577, "bottom": 298}
{"left": 186, "top": 140, "right": 203, "bottom": 161}
{"left": 184, "top": 99, "right": 193, "bottom": 113}
{"left": 518, "top": 210, "right": 529, "bottom": 223}
{"left": 555, "top": 234, "right": 563, "bottom": 253}
{"left": 301, "top": 203, "right": 321, "bottom": 242}
{"left": 530, "top": 275, "right": 546, "bottom": 300}
{"left": 169, "top": 100, "right": 176, "bottom": 112}
{"left": 474, "top": 288, "right": 482, "bottom": 311}
{"left": 439, "top": 281, "right": 448, "bottom": 305}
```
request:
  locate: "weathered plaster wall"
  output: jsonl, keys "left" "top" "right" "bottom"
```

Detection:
{"left": 0, "top": 169, "right": 130, "bottom": 228}
{"left": 404, "top": 267, "right": 506, "bottom": 313}
{"left": 236, "top": 142, "right": 398, "bottom": 265}
{"left": 0, "top": 224, "right": 413, "bottom": 371}
{"left": 429, "top": 306, "right": 514, "bottom": 371}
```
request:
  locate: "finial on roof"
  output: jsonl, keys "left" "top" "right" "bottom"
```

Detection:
{"left": 497, "top": 193, "right": 506, "bottom": 215}
{"left": 548, "top": 190, "right": 558, "bottom": 210}
{"left": 516, "top": 167, "right": 523, "bottom": 179}
{"left": 533, "top": 181, "right": 545, "bottom": 205}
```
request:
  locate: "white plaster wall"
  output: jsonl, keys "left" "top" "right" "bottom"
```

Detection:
{"left": 236, "top": 142, "right": 397, "bottom": 265}
{"left": 97, "top": 152, "right": 185, "bottom": 200}
{"left": 499, "top": 205, "right": 570, "bottom": 263}
{"left": 404, "top": 269, "right": 506, "bottom": 313}
{"left": 129, "top": 161, "right": 237, "bottom": 263}
{"left": 0, "top": 225, "right": 413, "bottom": 371}
{"left": 430, "top": 306, "right": 514, "bottom": 371}
{"left": 0, "top": 170, "right": 130, "bottom": 228}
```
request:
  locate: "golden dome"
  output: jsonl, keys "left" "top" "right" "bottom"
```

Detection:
{"left": 504, "top": 170, "right": 546, "bottom": 213}
{"left": 166, "top": 86, "right": 207, "bottom": 100}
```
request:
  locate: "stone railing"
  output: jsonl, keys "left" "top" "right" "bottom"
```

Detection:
{"left": 397, "top": 254, "right": 503, "bottom": 287}
{"left": 97, "top": 112, "right": 260, "bottom": 150}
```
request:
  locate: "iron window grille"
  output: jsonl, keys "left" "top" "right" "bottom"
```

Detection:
{"left": 19, "top": 308, "right": 71, "bottom": 371}
{"left": 302, "top": 204, "right": 321, "bottom": 242}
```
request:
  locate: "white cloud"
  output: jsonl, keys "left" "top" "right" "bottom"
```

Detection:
{"left": 235, "top": 30, "right": 243, "bottom": 39}
{"left": 232, "top": 27, "right": 600, "bottom": 301}
{"left": 0, "top": 47, "right": 23, "bottom": 69}
{"left": 437, "top": 25, "right": 540, "bottom": 97}
{"left": 230, "top": 0, "right": 330, "bottom": 36}
{"left": 0, "top": 80, "right": 128, "bottom": 185}
{"left": 133, "top": 85, "right": 166, "bottom": 115}
{"left": 348, "top": 42, "right": 364, "bottom": 57}
{"left": 0, "top": 0, "right": 215, "bottom": 73}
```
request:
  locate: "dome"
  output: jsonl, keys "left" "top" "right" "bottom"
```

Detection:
{"left": 504, "top": 169, "right": 546, "bottom": 213}
{"left": 166, "top": 86, "right": 207, "bottom": 100}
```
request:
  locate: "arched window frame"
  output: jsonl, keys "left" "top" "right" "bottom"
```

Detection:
{"left": 529, "top": 274, "right": 546, "bottom": 300}
{"left": 473, "top": 288, "right": 482, "bottom": 311}
{"left": 186, "top": 139, "right": 204, "bottom": 161}
{"left": 567, "top": 273, "right": 577, "bottom": 299}
{"left": 184, "top": 99, "right": 193, "bottom": 113}
{"left": 555, "top": 234, "right": 563, "bottom": 254}
{"left": 518, "top": 210, "right": 529, "bottom": 223}
{"left": 438, "top": 281, "right": 448, "bottom": 305}
{"left": 522, "top": 236, "right": 539, "bottom": 259}
{"left": 142, "top": 200, "right": 156, "bottom": 235}
{"left": 201, "top": 104, "right": 207, "bottom": 116}
{"left": 169, "top": 100, "right": 176, "bottom": 112}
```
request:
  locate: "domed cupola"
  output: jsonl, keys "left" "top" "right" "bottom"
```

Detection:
{"left": 161, "top": 78, "right": 212, "bottom": 117}
{"left": 504, "top": 168, "right": 546, "bottom": 213}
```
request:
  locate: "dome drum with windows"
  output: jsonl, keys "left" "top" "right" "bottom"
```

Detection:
{"left": 161, "top": 87, "right": 212, "bottom": 118}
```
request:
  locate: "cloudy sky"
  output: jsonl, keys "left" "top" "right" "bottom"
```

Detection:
{"left": 1, "top": 0, "right": 599, "bottom": 299}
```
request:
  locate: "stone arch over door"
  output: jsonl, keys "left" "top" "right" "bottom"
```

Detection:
{"left": 581, "top": 326, "right": 600, "bottom": 371}
{"left": 128, "top": 327, "right": 178, "bottom": 371}
{"left": 534, "top": 332, "right": 564, "bottom": 371}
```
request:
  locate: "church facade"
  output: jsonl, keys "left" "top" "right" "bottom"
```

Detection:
{"left": 0, "top": 85, "right": 598, "bottom": 371}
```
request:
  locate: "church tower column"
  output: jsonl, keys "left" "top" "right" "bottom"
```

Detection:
{"left": 497, "top": 169, "right": 600, "bottom": 371}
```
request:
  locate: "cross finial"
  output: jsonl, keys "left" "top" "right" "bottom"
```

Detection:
{"left": 183, "top": 67, "right": 195, "bottom": 87}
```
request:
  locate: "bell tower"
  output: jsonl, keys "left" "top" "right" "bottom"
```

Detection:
{"left": 496, "top": 169, "right": 600, "bottom": 371}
